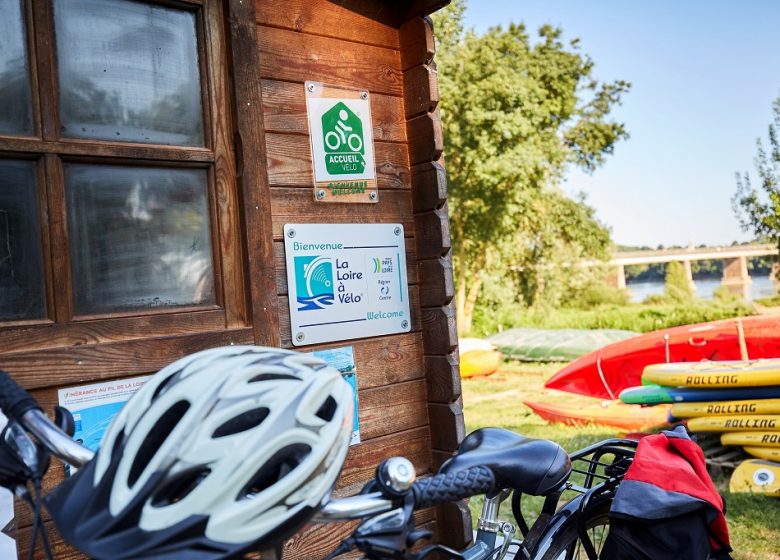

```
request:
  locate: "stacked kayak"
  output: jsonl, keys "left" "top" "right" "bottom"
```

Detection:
{"left": 486, "top": 328, "right": 638, "bottom": 362}
{"left": 459, "top": 338, "right": 502, "bottom": 378}
{"left": 546, "top": 315, "right": 780, "bottom": 399}
{"left": 618, "top": 358, "right": 780, "bottom": 493}
{"left": 523, "top": 394, "right": 670, "bottom": 431}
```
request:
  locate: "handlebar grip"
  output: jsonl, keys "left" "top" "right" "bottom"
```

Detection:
{"left": 0, "top": 369, "right": 42, "bottom": 423}
{"left": 412, "top": 466, "right": 495, "bottom": 509}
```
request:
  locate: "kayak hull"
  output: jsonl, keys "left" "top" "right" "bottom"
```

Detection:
{"left": 729, "top": 459, "right": 780, "bottom": 496}
{"left": 523, "top": 397, "right": 670, "bottom": 431}
{"left": 460, "top": 349, "right": 502, "bottom": 378}
{"left": 546, "top": 316, "right": 780, "bottom": 399}
{"left": 671, "top": 399, "right": 780, "bottom": 419}
{"left": 721, "top": 432, "right": 780, "bottom": 448}
{"left": 620, "top": 384, "right": 780, "bottom": 405}
{"left": 743, "top": 446, "right": 780, "bottom": 461}
{"left": 686, "top": 415, "right": 780, "bottom": 432}
{"left": 642, "top": 359, "right": 780, "bottom": 388}
{"left": 487, "top": 328, "right": 638, "bottom": 362}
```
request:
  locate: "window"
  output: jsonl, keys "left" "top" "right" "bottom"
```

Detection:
{"left": 0, "top": 0, "right": 241, "bottom": 328}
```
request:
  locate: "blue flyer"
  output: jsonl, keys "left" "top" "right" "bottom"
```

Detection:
{"left": 311, "top": 346, "right": 360, "bottom": 445}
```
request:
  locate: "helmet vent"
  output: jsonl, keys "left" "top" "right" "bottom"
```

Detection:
{"left": 150, "top": 373, "right": 177, "bottom": 402}
{"left": 128, "top": 400, "right": 190, "bottom": 487}
{"left": 315, "top": 396, "right": 337, "bottom": 422}
{"left": 238, "top": 443, "right": 311, "bottom": 499}
{"left": 150, "top": 467, "right": 211, "bottom": 507}
{"left": 248, "top": 373, "right": 298, "bottom": 383}
{"left": 212, "top": 407, "right": 269, "bottom": 438}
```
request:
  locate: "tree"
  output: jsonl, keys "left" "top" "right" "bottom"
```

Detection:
{"left": 432, "top": 1, "right": 630, "bottom": 333}
{"left": 664, "top": 261, "right": 695, "bottom": 303}
{"left": 733, "top": 95, "right": 780, "bottom": 257}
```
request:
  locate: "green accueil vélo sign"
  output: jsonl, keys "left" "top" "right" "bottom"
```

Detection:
{"left": 321, "top": 102, "right": 366, "bottom": 175}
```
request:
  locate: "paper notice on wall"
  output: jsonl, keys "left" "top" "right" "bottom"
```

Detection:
{"left": 58, "top": 375, "right": 150, "bottom": 474}
{"left": 0, "top": 410, "right": 16, "bottom": 559}
{"left": 311, "top": 346, "right": 360, "bottom": 445}
{"left": 0, "top": 488, "right": 16, "bottom": 560}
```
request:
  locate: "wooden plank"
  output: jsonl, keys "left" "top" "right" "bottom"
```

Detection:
{"left": 266, "top": 133, "right": 409, "bottom": 189}
{"left": 227, "top": 0, "right": 282, "bottom": 346}
{"left": 399, "top": 16, "right": 435, "bottom": 71}
{"left": 436, "top": 501, "right": 473, "bottom": 550}
{"left": 428, "top": 397, "right": 465, "bottom": 452}
{"left": 261, "top": 79, "right": 407, "bottom": 143}
{"left": 283, "top": 509, "right": 434, "bottom": 559}
{"left": 254, "top": 0, "right": 400, "bottom": 49}
{"left": 404, "top": 64, "right": 439, "bottom": 119}
{"left": 421, "top": 300, "right": 457, "bottom": 355}
{"left": 0, "top": 328, "right": 254, "bottom": 390}
{"left": 270, "top": 188, "right": 415, "bottom": 240}
{"left": 418, "top": 257, "right": 454, "bottom": 307}
{"left": 0, "top": 137, "right": 215, "bottom": 162}
{"left": 0, "top": 310, "right": 226, "bottom": 354}
{"left": 411, "top": 161, "right": 447, "bottom": 213}
{"left": 336, "top": 426, "right": 432, "bottom": 491}
{"left": 16, "top": 523, "right": 82, "bottom": 560}
{"left": 273, "top": 239, "right": 419, "bottom": 294}
{"left": 414, "top": 204, "right": 451, "bottom": 259}
{"left": 258, "top": 26, "right": 403, "bottom": 96}
{"left": 359, "top": 379, "right": 429, "bottom": 440}
{"left": 278, "top": 287, "right": 421, "bottom": 346}
{"left": 406, "top": 109, "right": 443, "bottom": 166}
{"left": 425, "top": 352, "right": 461, "bottom": 404}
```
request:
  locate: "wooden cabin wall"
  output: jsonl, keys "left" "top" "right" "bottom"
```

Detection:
{"left": 244, "top": 0, "right": 466, "bottom": 555}
{"left": 5, "top": 0, "right": 465, "bottom": 557}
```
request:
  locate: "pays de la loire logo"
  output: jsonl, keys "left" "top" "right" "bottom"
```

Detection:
{"left": 294, "top": 256, "right": 334, "bottom": 311}
{"left": 322, "top": 102, "right": 365, "bottom": 175}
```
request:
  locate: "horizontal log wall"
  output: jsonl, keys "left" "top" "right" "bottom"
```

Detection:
{"left": 253, "top": 1, "right": 433, "bottom": 556}
{"left": 251, "top": 0, "right": 466, "bottom": 555}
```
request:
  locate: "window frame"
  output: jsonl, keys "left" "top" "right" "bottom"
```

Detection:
{"left": 0, "top": 0, "right": 246, "bottom": 333}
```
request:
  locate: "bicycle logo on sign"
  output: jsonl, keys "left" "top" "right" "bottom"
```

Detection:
{"left": 321, "top": 102, "right": 366, "bottom": 175}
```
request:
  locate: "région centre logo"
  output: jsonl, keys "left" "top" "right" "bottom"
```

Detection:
{"left": 322, "top": 102, "right": 366, "bottom": 175}
{"left": 294, "top": 256, "right": 334, "bottom": 311}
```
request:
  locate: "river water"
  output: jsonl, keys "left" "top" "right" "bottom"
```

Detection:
{"left": 627, "top": 275, "right": 777, "bottom": 303}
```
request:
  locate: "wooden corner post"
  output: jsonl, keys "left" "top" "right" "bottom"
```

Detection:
{"left": 400, "top": 15, "right": 471, "bottom": 549}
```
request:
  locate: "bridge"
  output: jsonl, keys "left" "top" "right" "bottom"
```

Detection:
{"left": 607, "top": 243, "right": 778, "bottom": 299}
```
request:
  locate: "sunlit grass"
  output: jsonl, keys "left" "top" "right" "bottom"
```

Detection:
{"left": 460, "top": 361, "right": 780, "bottom": 559}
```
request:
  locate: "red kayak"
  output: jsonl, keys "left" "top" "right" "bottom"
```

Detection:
{"left": 545, "top": 315, "right": 780, "bottom": 399}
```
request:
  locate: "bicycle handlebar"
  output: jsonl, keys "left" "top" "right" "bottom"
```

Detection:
{"left": 0, "top": 369, "right": 95, "bottom": 468}
{"left": 0, "top": 369, "right": 42, "bottom": 422}
{"left": 316, "top": 465, "right": 495, "bottom": 521}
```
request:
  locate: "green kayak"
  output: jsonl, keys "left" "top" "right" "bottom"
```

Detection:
{"left": 485, "top": 328, "right": 638, "bottom": 362}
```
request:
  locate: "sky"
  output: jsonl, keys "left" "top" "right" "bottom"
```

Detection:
{"left": 462, "top": 1, "right": 780, "bottom": 248}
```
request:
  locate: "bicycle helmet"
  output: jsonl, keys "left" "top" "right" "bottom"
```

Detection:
{"left": 46, "top": 346, "right": 354, "bottom": 559}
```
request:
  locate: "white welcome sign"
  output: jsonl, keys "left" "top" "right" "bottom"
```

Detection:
{"left": 284, "top": 224, "right": 411, "bottom": 346}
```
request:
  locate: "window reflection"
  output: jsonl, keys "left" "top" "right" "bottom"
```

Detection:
{"left": 54, "top": 0, "right": 204, "bottom": 146}
{"left": 0, "top": 161, "right": 46, "bottom": 321}
{"left": 65, "top": 164, "right": 214, "bottom": 315}
{"left": 0, "top": 0, "right": 34, "bottom": 135}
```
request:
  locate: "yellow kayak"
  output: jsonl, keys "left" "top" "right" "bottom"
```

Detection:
{"left": 729, "top": 459, "right": 780, "bottom": 497}
{"left": 721, "top": 432, "right": 780, "bottom": 448}
{"left": 642, "top": 359, "right": 780, "bottom": 388}
{"left": 459, "top": 339, "right": 502, "bottom": 378}
{"left": 671, "top": 399, "right": 780, "bottom": 418}
{"left": 687, "top": 415, "right": 780, "bottom": 432}
{"left": 744, "top": 447, "right": 780, "bottom": 461}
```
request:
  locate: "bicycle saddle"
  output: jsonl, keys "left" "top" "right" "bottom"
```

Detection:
{"left": 439, "top": 428, "right": 571, "bottom": 496}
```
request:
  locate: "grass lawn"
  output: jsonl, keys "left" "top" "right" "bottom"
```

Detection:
{"left": 461, "top": 361, "right": 780, "bottom": 559}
